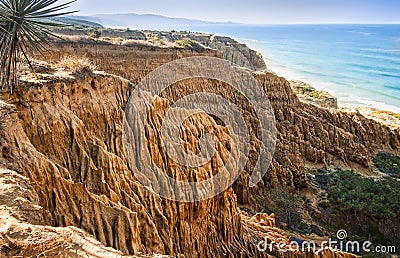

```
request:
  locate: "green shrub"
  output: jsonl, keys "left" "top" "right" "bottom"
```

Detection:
{"left": 327, "top": 170, "right": 400, "bottom": 219}
{"left": 175, "top": 38, "right": 196, "bottom": 48}
{"left": 310, "top": 90, "right": 321, "bottom": 99}
{"left": 372, "top": 152, "right": 400, "bottom": 179}
{"left": 89, "top": 29, "right": 101, "bottom": 39}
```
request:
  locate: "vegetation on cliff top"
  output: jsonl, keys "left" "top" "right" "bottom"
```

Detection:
{"left": 57, "top": 55, "right": 97, "bottom": 76}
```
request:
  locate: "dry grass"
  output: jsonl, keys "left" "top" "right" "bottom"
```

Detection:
{"left": 15, "top": 58, "right": 54, "bottom": 78}
{"left": 105, "top": 37, "right": 124, "bottom": 45}
{"left": 372, "top": 110, "right": 400, "bottom": 120}
{"left": 57, "top": 56, "right": 97, "bottom": 75}
{"left": 55, "top": 34, "right": 89, "bottom": 42}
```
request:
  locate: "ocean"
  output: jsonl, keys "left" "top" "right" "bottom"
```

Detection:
{"left": 189, "top": 24, "right": 400, "bottom": 113}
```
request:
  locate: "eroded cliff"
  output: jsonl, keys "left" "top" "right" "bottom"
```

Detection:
{"left": 51, "top": 28, "right": 267, "bottom": 71}
{"left": 0, "top": 69, "right": 359, "bottom": 257}
{"left": 0, "top": 40, "right": 397, "bottom": 257}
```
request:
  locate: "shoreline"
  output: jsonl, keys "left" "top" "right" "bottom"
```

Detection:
{"left": 267, "top": 61, "right": 400, "bottom": 129}
{"left": 237, "top": 37, "right": 400, "bottom": 114}
{"left": 235, "top": 38, "right": 400, "bottom": 129}
{"left": 265, "top": 59, "right": 400, "bottom": 113}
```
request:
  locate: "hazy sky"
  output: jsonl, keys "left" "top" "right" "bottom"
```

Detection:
{"left": 65, "top": 0, "right": 400, "bottom": 24}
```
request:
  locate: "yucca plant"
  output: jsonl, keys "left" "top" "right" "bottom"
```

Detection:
{"left": 0, "top": 0, "right": 77, "bottom": 91}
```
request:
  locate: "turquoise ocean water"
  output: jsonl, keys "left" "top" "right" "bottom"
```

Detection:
{"left": 189, "top": 24, "right": 400, "bottom": 112}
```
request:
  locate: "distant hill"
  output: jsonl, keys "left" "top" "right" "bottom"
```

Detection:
{"left": 50, "top": 16, "right": 104, "bottom": 28}
{"left": 67, "top": 13, "right": 238, "bottom": 30}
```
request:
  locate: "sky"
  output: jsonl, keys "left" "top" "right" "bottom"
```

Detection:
{"left": 64, "top": 0, "right": 400, "bottom": 24}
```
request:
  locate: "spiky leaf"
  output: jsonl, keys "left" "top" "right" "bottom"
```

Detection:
{"left": 0, "top": 0, "right": 77, "bottom": 91}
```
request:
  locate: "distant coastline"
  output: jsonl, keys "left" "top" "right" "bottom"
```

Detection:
{"left": 252, "top": 51, "right": 400, "bottom": 114}
{"left": 218, "top": 24, "right": 400, "bottom": 114}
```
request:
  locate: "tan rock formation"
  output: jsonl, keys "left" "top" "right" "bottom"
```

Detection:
{"left": 342, "top": 106, "right": 400, "bottom": 130}
{"left": 0, "top": 66, "right": 357, "bottom": 257}
{"left": 50, "top": 28, "right": 267, "bottom": 71}
{"left": 206, "top": 35, "right": 267, "bottom": 71}
{"left": 1, "top": 40, "right": 394, "bottom": 257}
{"left": 31, "top": 39, "right": 400, "bottom": 205}
{"left": 289, "top": 80, "right": 338, "bottom": 109}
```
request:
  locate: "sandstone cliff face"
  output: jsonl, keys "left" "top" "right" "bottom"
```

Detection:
{"left": 184, "top": 34, "right": 267, "bottom": 71}
{"left": 43, "top": 41, "right": 221, "bottom": 82}
{"left": 0, "top": 169, "right": 130, "bottom": 257}
{"left": 146, "top": 70, "right": 400, "bottom": 207}
{"left": 168, "top": 32, "right": 267, "bottom": 71}
{"left": 1, "top": 41, "right": 395, "bottom": 257}
{"left": 51, "top": 28, "right": 267, "bottom": 71}
{"left": 0, "top": 69, "right": 356, "bottom": 258}
{"left": 135, "top": 30, "right": 268, "bottom": 71}
{"left": 289, "top": 80, "right": 338, "bottom": 109}
{"left": 35, "top": 41, "right": 400, "bottom": 200}
{"left": 0, "top": 73, "right": 241, "bottom": 257}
